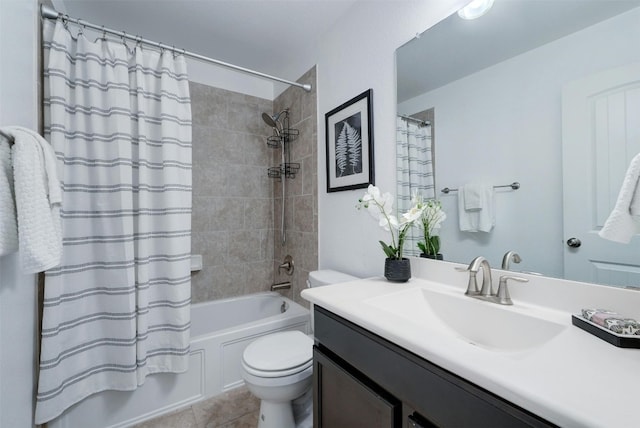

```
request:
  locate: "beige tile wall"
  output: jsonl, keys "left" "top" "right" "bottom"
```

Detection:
{"left": 272, "top": 67, "right": 318, "bottom": 307}
{"left": 189, "top": 66, "right": 318, "bottom": 305}
{"left": 189, "top": 82, "right": 275, "bottom": 303}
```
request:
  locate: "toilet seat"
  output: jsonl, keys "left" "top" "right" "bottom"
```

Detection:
{"left": 242, "top": 330, "right": 313, "bottom": 378}
{"left": 242, "top": 363, "right": 313, "bottom": 388}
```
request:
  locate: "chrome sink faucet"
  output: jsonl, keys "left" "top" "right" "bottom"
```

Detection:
{"left": 458, "top": 256, "right": 528, "bottom": 305}
{"left": 463, "top": 256, "right": 493, "bottom": 297}
{"left": 501, "top": 251, "right": 522, "bottom": 270}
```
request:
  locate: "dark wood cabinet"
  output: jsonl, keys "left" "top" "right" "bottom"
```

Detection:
{"left": 313, "top": 306, "right": 557, "bottom": 428}
{"left": 313, "top": 347, "right": 400, "bottom": 427}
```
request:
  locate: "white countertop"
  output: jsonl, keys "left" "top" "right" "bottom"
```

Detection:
{"left": 301, "top": 258, "right": 640, "bottom": 428}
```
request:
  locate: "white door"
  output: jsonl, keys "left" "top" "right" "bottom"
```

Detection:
{"left": 562, "top": 63, "right": 640, "bottom": 288}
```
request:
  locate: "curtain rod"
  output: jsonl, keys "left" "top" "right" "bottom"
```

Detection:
{"left": 398, "top": 114, "right": 430, "bottom": 127}
{"left": 40, "top": 5, "right": 312, "bottom": 93}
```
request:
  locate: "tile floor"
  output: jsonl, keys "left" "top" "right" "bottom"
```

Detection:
{"left": 133, "top": 386, "right": 260, "bottom": 428}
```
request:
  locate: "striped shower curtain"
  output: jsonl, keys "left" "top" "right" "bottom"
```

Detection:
{"left": 396, "top": 116, "right": 435, "bottom": 257}
{"left": 36, "top": 20, "right": 192, "bottom": 423}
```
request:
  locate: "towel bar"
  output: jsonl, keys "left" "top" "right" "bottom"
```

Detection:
{"left": 441, "top": 182, "right": 520, "bottom": 194}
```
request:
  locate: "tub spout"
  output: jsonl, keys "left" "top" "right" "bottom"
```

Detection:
{"left": 271, "top": 281, "right": 291, "bottom": 291}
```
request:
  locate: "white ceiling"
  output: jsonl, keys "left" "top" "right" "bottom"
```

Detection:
{"left": 51, "top": 0, "right": 361, "bottom": 78}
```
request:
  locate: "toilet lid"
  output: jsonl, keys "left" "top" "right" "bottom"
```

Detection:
{"left": 243, "top": 330, "right": 313, "bottom": 374}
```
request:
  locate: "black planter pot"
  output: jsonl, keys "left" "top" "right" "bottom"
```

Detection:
{"left": 420, "top": 253, "right": 443, "bottom": 260}
{"left": 384, "top": 258, "right": 411, "bottom": 282}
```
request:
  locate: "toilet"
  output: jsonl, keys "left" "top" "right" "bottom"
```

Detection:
{"left": 241, "top": 270, "right": 358, "bottom": 428}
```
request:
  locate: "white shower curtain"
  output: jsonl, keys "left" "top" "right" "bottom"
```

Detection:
{"left": 36, "top": 20, "right": 192, "bottom": 423}
{"left": 396, "top": 116, "right": 435, "bottom": 257}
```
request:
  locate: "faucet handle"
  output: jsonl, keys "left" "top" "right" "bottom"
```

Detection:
{"left": 497, "top": 275, "right": 529, "bottom": 305}
{"left": 278, "top": 255, "right": 294, "bottom": 276}
{"left": 455, "top": 266, "right": 480, "bottom": 295}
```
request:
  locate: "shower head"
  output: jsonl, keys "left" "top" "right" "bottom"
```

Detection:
{"left": 261, "top": 109, "right": 288, "bottom": 134}
{"left": 262, "top": 112, "right": 280, "bottom": 130}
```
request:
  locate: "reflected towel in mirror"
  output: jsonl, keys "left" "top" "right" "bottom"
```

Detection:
{"left": 458, "top": 183, "right": 495, "bottom": 233}
{"left": 599, "top": 153, "right": 640, "bottom": 243}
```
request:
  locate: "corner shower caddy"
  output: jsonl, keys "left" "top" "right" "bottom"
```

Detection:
{"left": 267, "top": 109, "right": 300, "bottom": 180}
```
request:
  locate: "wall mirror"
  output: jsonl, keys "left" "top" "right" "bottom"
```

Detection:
{"left": 396, "top": 0, "right": 640, "bottom": 287}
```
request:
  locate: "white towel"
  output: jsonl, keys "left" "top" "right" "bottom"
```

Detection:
{"left": 0, "top": 133, "right": 18, "bottom": 256}
{"left": 599, "top": 153, "right": 640, "bottom": 243}
{"left": 458, "top": 183, "right": 495, "bottom": 232}
{"left": 463, "top": 183, "right": 484, "bottom": 211}
{"left": 1, "top": 126, "right": 62, "bottom": 273}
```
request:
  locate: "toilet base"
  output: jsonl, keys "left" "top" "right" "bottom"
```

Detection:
{"left": 257, "top": 399, "right": 295, "bottom": 428}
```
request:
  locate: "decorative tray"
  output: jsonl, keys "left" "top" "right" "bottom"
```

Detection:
{"left": 572, "top": 315, "right": 640, "bottom": 348}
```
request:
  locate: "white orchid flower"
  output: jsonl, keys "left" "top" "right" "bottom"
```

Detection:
{"left": 379, "top": 214, "right": 399, "bottom": 231}
{"left": 358, "top": 186, "right": 424, "bottom": 260}
{"left": 401, "top": 204, "right": 425, "bottom": 225}
{"left": 380, "top": 191, "right": 394, "bottom": 216}
{"left": 364, "top": 185, "right": 394, "bottom": 211}
{"left": 420, "top": 199, "right": 447, "bottom": 235}
{"left": 411, "top": 191, "right": 423, "bottom": 207}
{"left": 364, "top": 184, "right": 380, "bottom": 202}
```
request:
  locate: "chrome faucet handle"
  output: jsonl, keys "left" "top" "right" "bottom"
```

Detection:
{"left": 278, "top": 255, "right": 294, "bottom": 276}
{"left": 455, "top": 265, "right": 480, "bottom": 295}
{"left": 496, "top": 275, "right": 529, "bottom": 305}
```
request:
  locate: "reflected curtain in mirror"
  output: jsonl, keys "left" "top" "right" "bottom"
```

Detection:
{"left": 396, "top": 116, "right": 434, "bottom": 257}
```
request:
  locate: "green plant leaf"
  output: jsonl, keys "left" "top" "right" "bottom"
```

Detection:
{"left": 429, "top": 235, "right": 441, "bottom": 254}
{"left": 379, "top": 241, "right": 398, "bottom": 259}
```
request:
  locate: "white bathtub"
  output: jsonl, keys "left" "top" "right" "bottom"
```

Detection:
{"left": 49, "top": 292, "right": 311, "bottom": 428}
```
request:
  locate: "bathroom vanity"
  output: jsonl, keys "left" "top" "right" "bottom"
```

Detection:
{"left": 313, "top": 306, "right": 552, "bottom": 427}
{"left": 301, "top": 258, "right": 640, "bottom": 427}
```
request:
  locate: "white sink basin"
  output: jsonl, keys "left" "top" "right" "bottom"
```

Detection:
{"left": 365, "top": 285, "right": 567, "bottom": 352}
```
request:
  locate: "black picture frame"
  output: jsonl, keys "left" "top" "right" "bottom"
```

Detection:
{"left": 325, "top": 89, "right": 374, "bottom": 193}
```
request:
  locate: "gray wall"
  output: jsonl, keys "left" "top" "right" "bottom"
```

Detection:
{"left": 189, "top": 66, "right": 318, "bottom": 305}
{"left": 0, "top": 0, "right": 40, "bottom": 426}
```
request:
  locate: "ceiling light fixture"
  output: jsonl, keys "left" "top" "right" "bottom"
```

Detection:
{"left": 457, "top": 0, "right": 495, "bottom": 20}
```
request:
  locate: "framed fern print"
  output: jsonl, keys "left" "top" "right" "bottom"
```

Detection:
{"left": 325, "top": 89, "right": 374, "bottom": 192}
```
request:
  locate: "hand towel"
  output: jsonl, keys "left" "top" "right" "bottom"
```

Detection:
{"left": 599, "top": 153, "right": 640, "bottom": 243}
{"left": 458, "top": 183, "right": 495, "bottom": 232}
{"left": 1, "top": 126, "right": 62, "bottom": 273}
{"left": 463, "top": 182, "right": 484, "bottom": 211}
{"left": 0, "top": 132, "right": 18, "bottom": 256}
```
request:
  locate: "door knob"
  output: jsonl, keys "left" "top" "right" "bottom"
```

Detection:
{"left": 566, "top": 238, "right": 581, "bottom": 248}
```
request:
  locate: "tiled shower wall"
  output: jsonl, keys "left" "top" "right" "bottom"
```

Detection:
{"left": 189, "top": 66, "right": 318, "bottom": 305}
{"left": 189, "top": 82, "right": 275, "bottom": 303}
{"left": 273, "top": 67, "right": 318, "bottom": 306}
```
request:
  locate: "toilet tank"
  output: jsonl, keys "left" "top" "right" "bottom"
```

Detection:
{"left": 306, "top": 270, "right": 359, "bottom": 333}
{"left": 307, "top": 269, "right": 358, "bottom": 288}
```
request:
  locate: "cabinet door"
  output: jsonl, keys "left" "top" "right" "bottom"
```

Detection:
{"left": 314, "top": 347, "right": 401, "bottom": 428}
